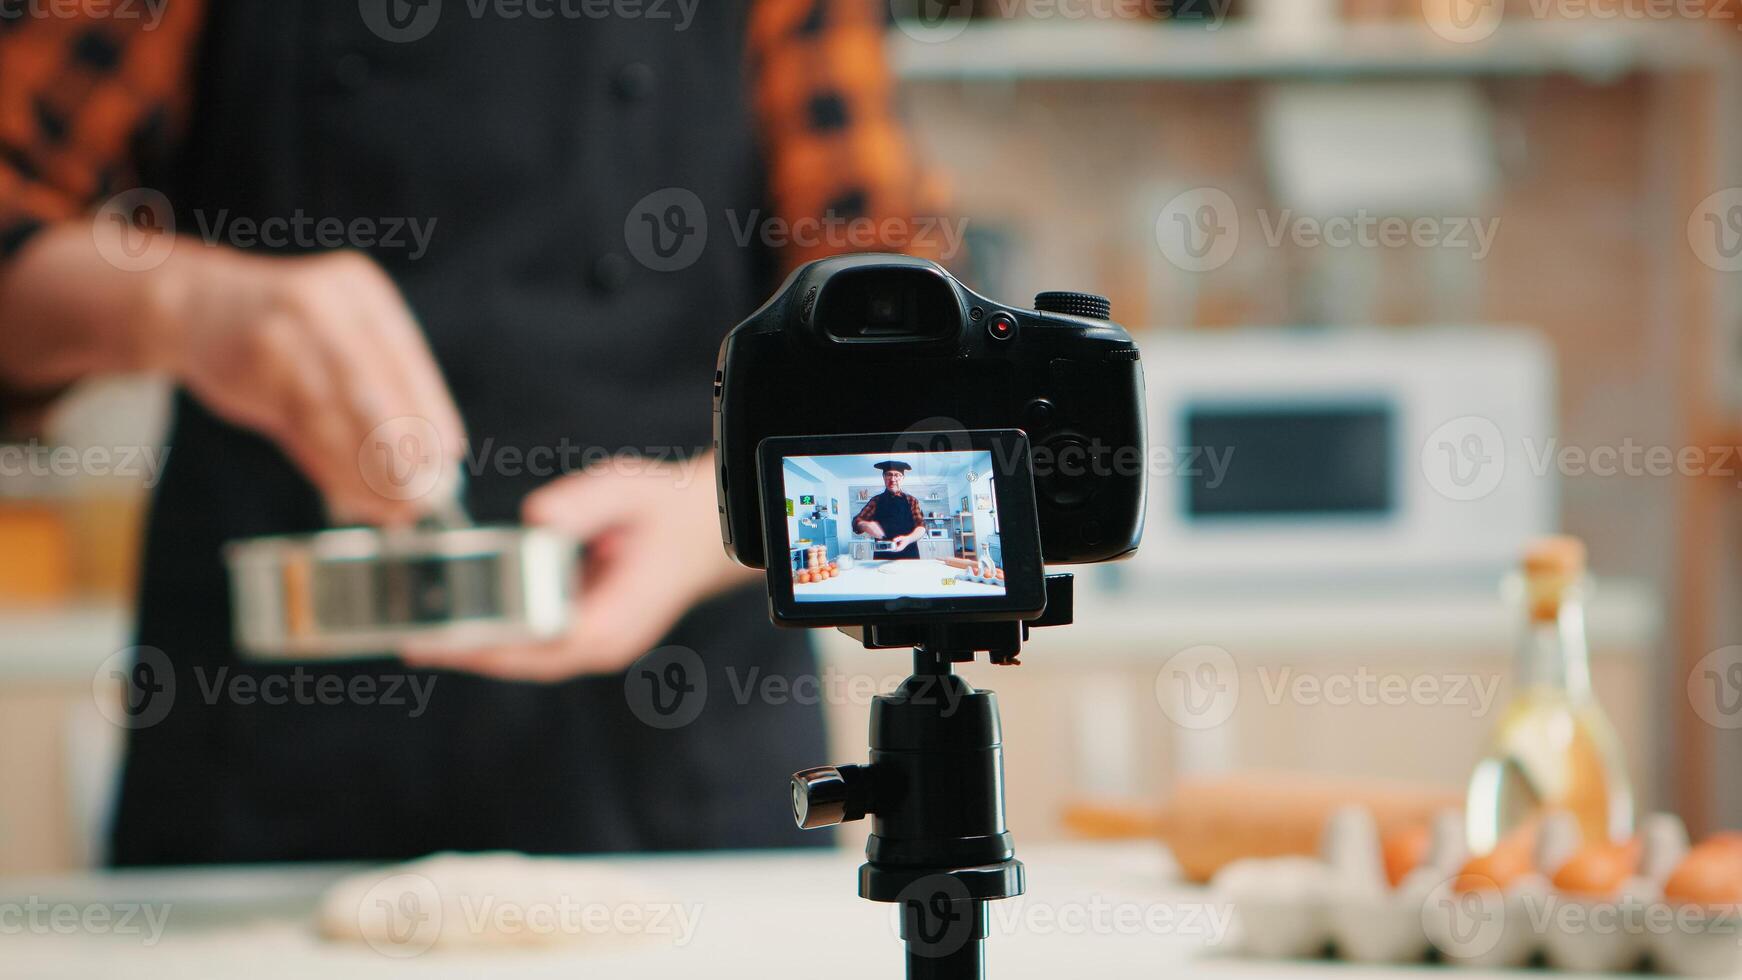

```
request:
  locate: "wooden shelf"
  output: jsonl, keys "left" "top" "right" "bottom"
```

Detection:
{"left": 890, "top": 19, "right": 1729, "bottom": 83}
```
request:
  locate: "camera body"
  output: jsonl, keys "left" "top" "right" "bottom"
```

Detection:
{"left": 714, "top": 254, "right": 1146, "bottom": 571}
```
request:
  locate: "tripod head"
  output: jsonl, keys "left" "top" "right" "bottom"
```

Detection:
{"left": 833, "top": 571, "right": 1075, "bottom": 664}
{"left": 790, "top": 574, "right": 1074, "bottom": 980}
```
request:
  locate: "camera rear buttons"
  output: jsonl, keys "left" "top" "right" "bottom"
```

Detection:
{"left": 1025, "top": 398, "right": 1056, "bottom": 430}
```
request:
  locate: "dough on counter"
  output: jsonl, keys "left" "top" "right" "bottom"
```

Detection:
{"left": 318, "top": 852, "right": 694, "bottom": 955}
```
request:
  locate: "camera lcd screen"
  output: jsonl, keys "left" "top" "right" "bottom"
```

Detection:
{"left": 756, "top": 431, "right": 1046, "bottom": 626}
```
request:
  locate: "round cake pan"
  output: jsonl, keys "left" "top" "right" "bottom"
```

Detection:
{"left": 224, "top": 525, "right": 577, "bottom": 660}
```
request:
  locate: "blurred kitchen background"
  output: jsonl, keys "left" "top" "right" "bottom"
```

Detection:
{"left": 4, "top": 0, "right": 1742, "bottom": 876}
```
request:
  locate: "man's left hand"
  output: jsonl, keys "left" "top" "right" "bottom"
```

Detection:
{"left": 402, "top": 454, "right": 755, "bottom": 682}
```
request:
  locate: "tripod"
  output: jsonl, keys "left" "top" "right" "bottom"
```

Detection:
{"left": 790, "top": 574, "right": 1074, "bottom": 980}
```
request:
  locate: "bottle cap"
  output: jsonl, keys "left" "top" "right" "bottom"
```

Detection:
{"left": 1522, "top": 535, "right": 1586, "bottom": 621}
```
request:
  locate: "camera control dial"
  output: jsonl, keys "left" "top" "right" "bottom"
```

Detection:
{"left": 1033, "top": 291, "right": 1111, "bottom": 321}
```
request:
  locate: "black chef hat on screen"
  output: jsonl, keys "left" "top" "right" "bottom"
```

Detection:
{"left": 873, "top": 460, "right": 913, "bottom": 472}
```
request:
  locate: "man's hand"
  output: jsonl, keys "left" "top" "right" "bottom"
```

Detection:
{"left": 857, "top": 520, "right": 886, "bottom": 539}
{"left": 156, "top": 247, "right": 465, "bottom": 524}
{"left": 894, "top": 530, "right": 925, "bottom": 550}
{"left": 0, "top": 227, "right": 464, "bottom": 525}
{"left": 402, "top": 454, "right": 756, "bottom": 683}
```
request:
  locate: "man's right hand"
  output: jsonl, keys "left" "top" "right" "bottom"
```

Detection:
{"left": 151, "top": 246, "right": 465, "bottom": 525}
{"left": 0, "top": 226, "right": 465, "bottom": 525}
{"left": 857, "top": 520, "right": 885, "bottom": 539}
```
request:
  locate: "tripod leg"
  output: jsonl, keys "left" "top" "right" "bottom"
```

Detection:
{"left": 900, "top": 896, "right": 989, "bottom": 980}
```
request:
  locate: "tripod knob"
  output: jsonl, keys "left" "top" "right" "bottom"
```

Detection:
{"left": 791, "top": 765, "right": 872, "bottom": 829}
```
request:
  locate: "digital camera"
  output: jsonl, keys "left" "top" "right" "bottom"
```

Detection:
{"left": 713, "top": 254, "right": 1146, "bottom": 574}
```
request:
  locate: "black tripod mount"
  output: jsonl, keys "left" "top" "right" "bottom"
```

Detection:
{"left": 789, "top": 573, "right": 1074, "bottom": 980}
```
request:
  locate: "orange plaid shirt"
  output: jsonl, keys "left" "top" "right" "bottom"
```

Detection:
{"left": 0, "top": 0, "right": 938, "bottom": 269}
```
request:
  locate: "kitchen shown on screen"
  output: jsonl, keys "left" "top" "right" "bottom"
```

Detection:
{"left": 779, "top": 449, "right": 1006, "bottom": 602}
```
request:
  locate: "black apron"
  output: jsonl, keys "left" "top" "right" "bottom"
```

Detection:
{"left": 112, "top": 1, "right": 822, "bottom": 866}
{"left": 869, "top": 491, "right": 919, "bottom": 559}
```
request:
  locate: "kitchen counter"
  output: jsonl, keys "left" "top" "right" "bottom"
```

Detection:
{"left": 796, "top": 559, "right": 1005, "bottom": 602}
{"left": 0, "top": 843, "right": 1581, "bottom": 979}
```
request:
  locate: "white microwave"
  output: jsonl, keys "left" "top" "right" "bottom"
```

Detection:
{"left": 1131, "top": 326, "right": 1556, "bottom": 585}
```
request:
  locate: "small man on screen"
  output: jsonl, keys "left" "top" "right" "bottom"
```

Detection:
{"left": 852, "top": 460, "right": 927, "bottom": 559}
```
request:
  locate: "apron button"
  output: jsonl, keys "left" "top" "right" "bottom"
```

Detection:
{"left": 612, "top": 62, "right": 657, "bottom": 104}
{"left": 590, "top": 253, "right": 632, "bottom": 294}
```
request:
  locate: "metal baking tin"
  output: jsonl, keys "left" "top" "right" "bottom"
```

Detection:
{"left": 224, "top": 525, "right": 577, "bottom": 660}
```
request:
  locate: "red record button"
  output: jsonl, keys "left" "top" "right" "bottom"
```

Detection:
{"left": 987, "top": 313, "right": 1016, "bottom": 341}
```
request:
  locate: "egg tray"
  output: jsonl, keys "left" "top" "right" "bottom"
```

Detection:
{"left": 1213, "top": 811, "right": 1742, "bottom": 977}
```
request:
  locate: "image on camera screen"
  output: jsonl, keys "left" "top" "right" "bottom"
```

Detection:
{"left": 779, "top": 449, "right": 1009, "bottom": 602}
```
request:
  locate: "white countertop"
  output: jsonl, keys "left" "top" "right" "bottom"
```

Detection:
{"left": 0, "top": 844, "right": 1584, "bottom": 979}
{"left": 795, "top": 559, "right": 1006, "bottom": 601}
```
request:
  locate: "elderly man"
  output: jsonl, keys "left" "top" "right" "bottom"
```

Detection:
{"left": 851, "top": 460, "right": 926, "bottom": 559}
{"left": 0, "top": 0, "right": 942, "bottom": 864}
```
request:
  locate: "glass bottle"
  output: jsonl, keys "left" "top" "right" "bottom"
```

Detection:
{"left": 1466, "top": 536, "right": 1634, "bottom": 855}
